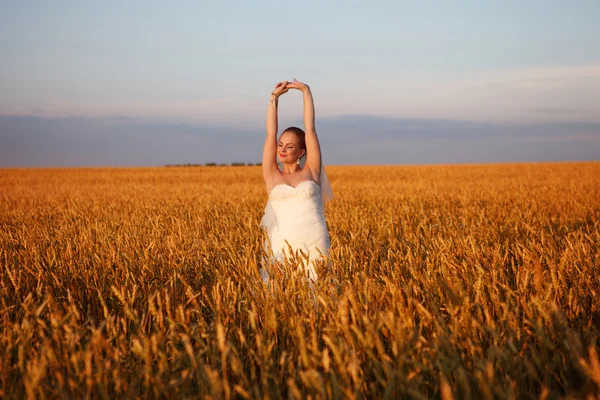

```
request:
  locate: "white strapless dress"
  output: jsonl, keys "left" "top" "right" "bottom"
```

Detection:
{"left": 260, "top": 180, "right": 330, "bottom": 282}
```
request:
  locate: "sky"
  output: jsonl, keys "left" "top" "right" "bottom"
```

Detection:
{"left": 1, "top": 1, "right": 599, "bottom": 166}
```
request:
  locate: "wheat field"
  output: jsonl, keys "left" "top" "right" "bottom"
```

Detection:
{"left": 1, "top": 162, "right": 599, "bottom": 399}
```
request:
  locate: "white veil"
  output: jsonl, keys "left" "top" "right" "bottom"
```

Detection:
{"left": 317, "top": 166, "right": 333, "bottom": 203}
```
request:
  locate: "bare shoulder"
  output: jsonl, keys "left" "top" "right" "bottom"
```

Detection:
{"left": 261, "top": 160, "right": 279, "bottom": 180}
{"left": 305, "top": 164, "right": 322, "bottom": 184}
{"left": 264, "top": 169, "right": 282, "bottom": 193}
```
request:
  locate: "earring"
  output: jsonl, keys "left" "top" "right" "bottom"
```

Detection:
{"left": 297, "top": 158, "right": 300, "bottom": 165}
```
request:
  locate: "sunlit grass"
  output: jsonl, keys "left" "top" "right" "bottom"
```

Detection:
{"left": 1, "top": 162, "right": 599, "bottom": 398}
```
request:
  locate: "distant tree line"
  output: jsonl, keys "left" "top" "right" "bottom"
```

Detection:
{"left": 165, "top": 162, "right": 262, "bottom": 167}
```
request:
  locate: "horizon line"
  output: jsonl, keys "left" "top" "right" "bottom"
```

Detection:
{"left": 1, "top": 159, "right": 598, "bottom": 170}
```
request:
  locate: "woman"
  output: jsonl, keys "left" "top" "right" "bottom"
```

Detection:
{"left": 259, "top": 79, "right": 333, "bottom": 284}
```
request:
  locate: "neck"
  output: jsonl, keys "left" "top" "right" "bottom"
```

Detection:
{"left": 281, "top": 163, "right": 301, "bottom": 175}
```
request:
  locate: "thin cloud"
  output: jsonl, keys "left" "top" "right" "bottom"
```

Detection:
{"left": 494, "top": 134, "right": 600, "bottom": 143}
{"left": 3, "top": 64, "right": 599, "bottom": 125}
{"left": 528, "top": 107, "right": 589, "bottom": 115}
{"left": 335, "top": 64, "right": 600, "bottom": 123}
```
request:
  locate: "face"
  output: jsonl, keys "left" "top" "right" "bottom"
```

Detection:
{"left": 277, "top": 131, "right": 306, "bottom": 165}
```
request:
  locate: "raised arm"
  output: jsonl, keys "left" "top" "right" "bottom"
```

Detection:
{"left": 287, "top": 79, "right": 322, "bottom": 178}
{"left": 262, "top": 81, "right": 288, "bottom": 182}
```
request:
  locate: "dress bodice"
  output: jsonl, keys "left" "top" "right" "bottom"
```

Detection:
{"left": 268, "top": 180, "right": 325, "bottom": 231}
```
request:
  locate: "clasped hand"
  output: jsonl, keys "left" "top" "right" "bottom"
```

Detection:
{"left": 271, "top": 79, "right": 308, "bottom": 97}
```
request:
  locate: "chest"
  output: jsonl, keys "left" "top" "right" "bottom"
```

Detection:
{"left": 273, "top": 170, "right": 313, "bottom": 188}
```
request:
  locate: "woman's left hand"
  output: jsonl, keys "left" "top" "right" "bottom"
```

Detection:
{"left": 271, "top": 81, "right": 290, "bottom": 98}
{"left": 286, "top": 78, "right": 310, "bottom": 93}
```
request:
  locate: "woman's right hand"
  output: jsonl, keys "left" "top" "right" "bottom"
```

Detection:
{"left": 271, "top": 81, "right": 289, "bottom": 98}
{"left": 286, "top": 78, "right": 309, "bottom": 93}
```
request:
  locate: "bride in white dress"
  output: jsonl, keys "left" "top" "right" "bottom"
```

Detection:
{"left": 259, "top": 79, "right": 333, "bottom": 284}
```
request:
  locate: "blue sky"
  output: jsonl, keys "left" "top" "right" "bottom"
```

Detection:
{"left": 1, "top": 1, "right": 599, "bottom": 166}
